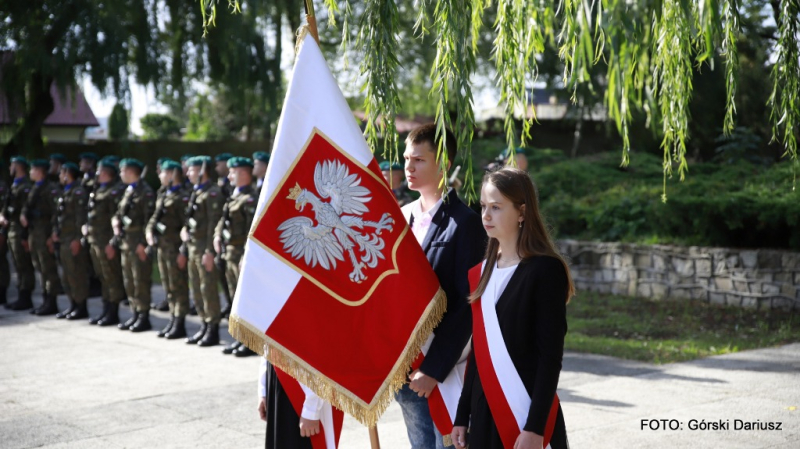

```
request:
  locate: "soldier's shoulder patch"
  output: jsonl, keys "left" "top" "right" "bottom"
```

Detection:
{"left": 209, "top": 191, "right": 218, "bottom": 197}
{"left": 75, "top": 189, "right": 84, "bottom": 195}
{"left": 181, "top": 196, "right": 189, "bottom": 202}
{"left": 111, "top": 190, "right": 119, "bottom": 195}
{"left": 24, "top": 188, "right": 30, "bottom": 193}
{"left": 146, "top": 191, "right": 154, "bottom": 197}
{"left": 246, "top": 197, "right": 255, "bottom": 203}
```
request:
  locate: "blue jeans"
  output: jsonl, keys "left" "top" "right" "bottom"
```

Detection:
{"left": 395, "top": 383, "right": 447, "bottom": 449}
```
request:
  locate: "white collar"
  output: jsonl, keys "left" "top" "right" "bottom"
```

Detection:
{"left": 410, "top": 189, "right": 451, "bottom": 222}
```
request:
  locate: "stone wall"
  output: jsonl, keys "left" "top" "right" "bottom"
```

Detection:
{"left": 557, "top": 240, "right": 800, "bottom": 310}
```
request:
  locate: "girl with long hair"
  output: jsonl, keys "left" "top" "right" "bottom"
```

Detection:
{"left": 451, "top": 167, "right": 574, "bottom": 449}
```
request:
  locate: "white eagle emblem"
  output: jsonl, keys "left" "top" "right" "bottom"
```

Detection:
{"left": 278, "top": 160, "right": 395, "bottom": 283}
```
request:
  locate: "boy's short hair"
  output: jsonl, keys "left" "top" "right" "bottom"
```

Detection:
{"left": 405, "top": 123, "right": 457, "bottom": 166}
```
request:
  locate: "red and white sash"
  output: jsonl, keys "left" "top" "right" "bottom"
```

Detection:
{"left": 274, "top": 367, "right": 344, "bottom": 449}
{"left": 468, "top": 264, "right": 560, "bottom": 449}
{"left": 410, "top": 335, "right": 470, "bottom": 441}
{"left": 401, "top": 204, "right": 469, "bottom": 441}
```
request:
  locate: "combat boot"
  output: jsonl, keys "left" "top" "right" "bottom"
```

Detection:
{"left": 7, "top": 289, "right": 33, "bottom": 311}
{"left": 220, "top": 302, "right": 232, "bottom": 319}
{"left": 157, "top": 316, "right": 175, "bottom": 338}
{"left": 130, "top": 311, "right": 151, "bottom": 332}
{"left": 90, "top": 300, "right": 109, "bottom": 325}
{"left": 56, "top": 299, "right": 77, "bottom": 319}
{"left": 222, "top": 340, "right": 240, "bottom": 355}
{"left": 98, "top": 302, "right": 120, "bottom": 326}
{"left": 233, "top": 344, "right": 256, "bottom": 358}
{"left": 118, "top": 311, "right": 139, "bottom": 330}
{"left": 35, "top": 294, "right": 59, "bottom": 316}
{"left": 152, "top": 298, "right": 169, "bottom": 312}
{"left": 197, "top": 323, "right": 219, "bottom": 347}
{"left": 165, "top": 317, "right": 187, "bottom": 340}
{"left": 185, "top": 323, "right": 208, "bottom": 344}
{"left": 67, "top": 301, "right": 88, "bottom": 320}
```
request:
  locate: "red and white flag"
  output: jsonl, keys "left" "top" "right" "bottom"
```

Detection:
{"left": 468, "top": 264, "right": 560, "bottom": 449}
{"left": 230, "top": 29, "right": 446, "bottom": 428}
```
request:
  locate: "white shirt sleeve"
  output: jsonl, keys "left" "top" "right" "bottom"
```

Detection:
{"left": 258, "top": 357, "right": 268, "bottom": 398}
{"left": 299, "top": 383, "right": 324, "bottom": 421}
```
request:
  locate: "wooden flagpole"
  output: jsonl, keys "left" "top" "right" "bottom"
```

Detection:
{"left": 303, "top": 0, "right": 320, "bottom": 44}
{"left": 302, "top": 2, "right": 380, "bottom": 448}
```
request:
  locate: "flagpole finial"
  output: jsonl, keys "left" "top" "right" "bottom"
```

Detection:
{"left": 304, "top": 0, "right": 319, "bottom": 44}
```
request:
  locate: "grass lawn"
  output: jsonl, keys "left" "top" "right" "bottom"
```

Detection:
{"left": 565, "top": 292, "right": 800, "bottom": 364}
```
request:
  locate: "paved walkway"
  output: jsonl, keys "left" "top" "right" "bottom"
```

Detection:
{"left": 1, "top": 287, "right": 798, "bottom": 448}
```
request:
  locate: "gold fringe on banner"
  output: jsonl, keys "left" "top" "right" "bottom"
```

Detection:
{"left": 229, "top": 287, "right": 448, "bottom": 428}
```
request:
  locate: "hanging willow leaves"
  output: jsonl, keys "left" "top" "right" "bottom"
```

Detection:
{"left": 198, "top": 0, "right": 800, "bottom": 200}
{"left": 357, "top": 0, "right": 401, "bottom": 163}
{"left": 768, "top": 0, "right": 800, "bottom": 190}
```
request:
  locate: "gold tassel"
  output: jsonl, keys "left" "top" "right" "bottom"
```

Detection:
{"left": 228, "top": 314, "right": 268, "bottom": 357}
{"left": 442, "top": 434, "right": 454, "bottom": 447}
{"left": 295, "top": 25, "right": 309, "bottom": 55}
{"left": 230, "top": 288, "right": 448, "bottom": 428}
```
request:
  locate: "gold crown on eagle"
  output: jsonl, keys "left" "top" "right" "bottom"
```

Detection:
{"left": 287, "top": 183, "right": 303, "bottom": 200}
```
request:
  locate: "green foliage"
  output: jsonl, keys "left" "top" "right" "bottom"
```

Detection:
{"left": 108, "top": 104, "right": 129, "bottom": 141}
{"left": 197, "top": 0, "right": 800, "bottom": 200}
{"left": 140, "top": 114, "right": 181, "bottom": 141}
{"left": 532, "top": 150, "right": 800, "bottom": 249}
{"left": 566, "top": 291, "right": 800, "bottom": 364}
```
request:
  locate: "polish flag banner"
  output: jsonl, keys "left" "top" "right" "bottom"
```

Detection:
{"left": 230, "top": 29, "right": 445, "bottom": 426}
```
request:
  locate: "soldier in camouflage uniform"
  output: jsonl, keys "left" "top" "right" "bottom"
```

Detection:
{"left": 86, "top": 158, "right": 126, "bottom": 326}
{"left": 216, "top": 157, "right": 258, "bottom": 357}
{"left": 79, "top": 152, "right": 99, "bottom": 191}
{"left": 150, "top": 157, "right": 172, "bottom": 312}
{"left": 2, "top": 157, "right": 35, "bottom": 310}
{"left": 214, "top": 152, "right": 234, "bottom": 318}
{"left": 79, "top": 152, "right": 102, "bottom": 299}
{"left": 48, "top": 153, "right": 66, "bottom": 184}
{"left": 0, "top": 163, "right": 9, "bottom": 306}
{"left": 21, "top": 159, "right": 63, "bottom": 316}
{"left": 380, "top": 161, "right": 414, "bottom": 207}
{"left": 53, "top": 162, "right": 91, "bottom": 320}
{"left": 181, "top": 156, "right": 224, "bottom": 347}
{"left": 252, "top": 151, "right": 269, "bottom": 197}
{"left": 114, "top": 158, "right": 155, "bottom": 332}
{"left": 147, "top": 160, "right": 191, "bottom": 339}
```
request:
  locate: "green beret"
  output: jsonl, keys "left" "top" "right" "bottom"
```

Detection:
{"left": 99, "top": 158, "right": 119, "bottom": 173}
{"left": 61, "top": 162, "right": 81, "bottom": 176}
{"left": 215, "top": 153, "right": 234, "bottom": 162}
{"left": 252, "top": 151, "right": 270, "bottom": 164}
{"left": 157, "top": 157, "right": 174, "bottom": 167}
{"left": 500, "top": 147, "right": 528, "bottom": 159}
{"left": 79, "top": 152, "right": 99, "bottom": 161}
{"left": 379, "top": 161, "right": 403, "bottom": 171}
{"left": 10, "top": 156, "right": 28, "bottom": 166}
{"left": 49, "top": 153, "right": 67, "bottom": 163}
{"left": 30, "top": 159, "right": 49, "bottom": 169}
{"left": 101, "top": 155, "right": 120, "bottom": 165}
{"left": 187, "top": 156, "right": 212, "bottom": 167}
{"left": 119, "top": 158, "right": 144, "bottom": 170}
{"left": 227, "top": 156, "right": 254, "bottom": 169}
{"left": 161, "top": 160, "right": 182, "bottom": 171}
{"left": 180, "top": 154, "right": 195, "bottom": 162}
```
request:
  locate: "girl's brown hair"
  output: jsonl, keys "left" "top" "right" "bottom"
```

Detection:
{"left": 468, "top": 167, "right": 575, "bottom": 303}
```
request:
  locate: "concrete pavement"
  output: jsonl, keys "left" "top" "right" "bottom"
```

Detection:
{"left": 1, "top": 286, "right": 798, "bottom": 448}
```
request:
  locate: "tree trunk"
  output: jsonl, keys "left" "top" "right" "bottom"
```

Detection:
{"left": 3, "top": 72, "right": 54, "bottom": 158}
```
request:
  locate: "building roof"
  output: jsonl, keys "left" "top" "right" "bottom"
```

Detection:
{"left": 0, "top": 52, "right": 99, "bottom": 127}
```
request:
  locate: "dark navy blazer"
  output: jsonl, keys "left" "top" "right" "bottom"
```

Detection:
{"left": 405, "top": 189, "right": 487, "bottom": 382}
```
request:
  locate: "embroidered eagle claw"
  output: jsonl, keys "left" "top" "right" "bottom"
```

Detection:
{"left": 278, "top": 159, "right": 392, "bottom": 283}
